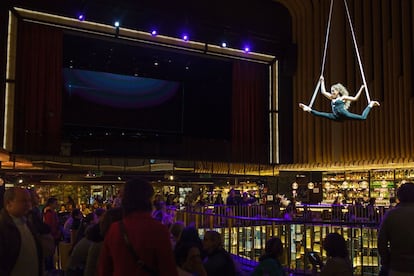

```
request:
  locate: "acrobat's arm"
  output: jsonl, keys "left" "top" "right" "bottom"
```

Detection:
{"left": 343, "top": 84, "right": 365, "bottom": 102}
{"left": 319, "top": 76, "right": 333, "bottom": 99}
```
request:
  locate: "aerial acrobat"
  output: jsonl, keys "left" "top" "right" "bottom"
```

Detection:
{"left": 299, "top": 76, "right": 380, "bottom": 121}
{"left": 299, "top": 0, "right": 380, "bottom": 121}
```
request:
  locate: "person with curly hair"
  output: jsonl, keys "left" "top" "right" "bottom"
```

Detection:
{"left": 299, "top": 76, "right": 379, "bottom": 121}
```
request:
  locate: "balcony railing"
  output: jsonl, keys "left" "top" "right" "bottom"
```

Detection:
{"left": 172, "top": 204, "right": 383, "bottom": 276}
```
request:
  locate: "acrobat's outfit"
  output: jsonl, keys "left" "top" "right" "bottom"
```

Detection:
{"left": 311, "top": 98, "right": 372, "bottom": 121}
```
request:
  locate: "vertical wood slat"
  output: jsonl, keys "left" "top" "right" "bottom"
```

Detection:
{"left": 391, "top": 1, "right": 398, "bottom": 159}
{"left": 363, "top": 0, "right": 374, "bottom": 160}
{"left": 401, "top": 0, "right": 412, "bottom": 158}
{"left": 313, "top": 0, "right": 322, "bottom": 163}
{"left": 392, "top": 1, "right": 402, "bottom": 158}
{"left": 372, "top": 0, "right": 383, "bottom": 160}
{"left": 381, "top": 0, "right": 392, "bottom": 160}
{"left": 277, "top": 0, "right": 414, "bottom": 165}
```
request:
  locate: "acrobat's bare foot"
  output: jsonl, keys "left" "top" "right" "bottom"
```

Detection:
{"left": 299, "top": 103, "right": 312, "bottom": 112}
{"left": 369, "top": 101, "right": 380, "bottom": 108}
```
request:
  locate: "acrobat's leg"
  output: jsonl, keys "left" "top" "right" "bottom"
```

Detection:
{"left": 310, "top": 110, "right": 338, "bottom": 120}
{"left": 342, "top": 101, "right": 380, "bottom": 120}
{"left": 340, "top": 108, "right": 369, "bottom": 120}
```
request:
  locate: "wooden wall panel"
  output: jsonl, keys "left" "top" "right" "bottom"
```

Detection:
{"left": 276, "top": 0, "right": 414, "bottom": 165}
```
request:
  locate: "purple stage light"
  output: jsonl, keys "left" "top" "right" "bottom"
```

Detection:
{"left": 182, "top": 34, "right": 189, "bottom": 41}
{"left": 78, "top": 14, "right": 85, "bottom": 21}
{"left": 151, "top": 30, "right": 157, "bottom": 36}
{"left": 244, "top": 46, "right": 250, "bottom": 53}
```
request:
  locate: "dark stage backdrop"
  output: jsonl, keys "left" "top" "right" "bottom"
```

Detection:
{"left": 14, "top": 21, "right": 270, "bottom": 163}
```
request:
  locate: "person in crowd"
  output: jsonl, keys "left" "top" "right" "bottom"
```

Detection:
{"left": 72, "top": 212, "right": 98, "bottom": 249}
{"left": 166, "top": 194, "right": 176, "bottom": 206}
{"left": 283, "top": 201, "right": 297, "bottom": 220}
{"left": 299, "top": 76, "right": 380, "bottom": 121}
{"left": 366, "top": 197, "right": 377, "bottom": 222}
{"left": 63, "top": 208, "right": 82, "bottom": 243}
{"left": 44, "top": 197, "right": 61, "bottom": 242}
{"left": 84, "top": 207, "right": 123, "bottom": 276}
{"left": 43, "top": 196, "right": 62, "bottom": 271}
{"left": 214, "top": 193, "right": 224, "bottom": 205}
{"left": 0, "top": 187, "right": 43, "bottom": 276}
{"left": 94, "top": 207, "right": 105, "bottom": 221}
{"left": 175, "top": 241, "right": 207, "bottom": 276}
{"left": 80, "top": 203, "right": 92, "bottom": 216}
{"left": 169, "top": 221, "right": 185, "bottom": 249}
{"left": 66, "top": 195, "right": 76, "bottom": 211}
{"left": 27, "top": 189, "right": 51, "bottom": 236}
{"left": 27, "top": 189, "right": 55, "bottom": 260}
{"left": 98, "top": 178, "right": 178, "bottom": 276}
{"left": 226, "top": 189, "right": 240, "bottom": 206}
{"left": 331, "top": 196, "right": 343, "bottom": 221}
{"left": 153, "top": 200, "right": 173, "bottom": 226}
{"left": 320, "top": 232, "right": 352, "bottom": 276}
{"left": 66, "top": 225, "right": 94, "bottom": 276}
{"left": 176, "top": 226, "right": 205, "bottom": 259}
{"left": 251, "top": 237, "right": 285, "bottom": 276}
{"left": 112, "top": 187, "right": 123, "bottom": 208}
{"left": 346, "top": 198, "right": 364, "bottom": 222}
{"left": 241, "top": 192, "right": 251, "bottom": 206}
{"left": 378, "top": 182, "right": 414, "bottom": 275}
{"left": 248, "top": 192, "right": 258, "bottom": 205}
{"left": 202, "top": 230, "right": 236, "bottom": 276}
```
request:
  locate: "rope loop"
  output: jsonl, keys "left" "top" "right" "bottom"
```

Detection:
{"left": 308, "top": 0, "right": 371, "bottom": 108}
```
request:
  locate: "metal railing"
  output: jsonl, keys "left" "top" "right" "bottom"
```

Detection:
{"left": 172, "top": 205, "right": 382, "bottom": 276}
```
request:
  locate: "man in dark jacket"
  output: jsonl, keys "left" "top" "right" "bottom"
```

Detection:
{"left": 203, "top": 230, "right": 236, "bottom": 276}
{"left": 378, "top": 182, "right": 414, "bottom": 275}
{"left": 0, "top": 187, "right": 43, "bottom": 276}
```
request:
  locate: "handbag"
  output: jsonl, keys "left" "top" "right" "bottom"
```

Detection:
{"left": 119, "top": 220, "right": 158, "bottom": 276}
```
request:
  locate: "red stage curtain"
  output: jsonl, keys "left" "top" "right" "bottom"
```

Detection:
{"left": 14, "top": 21, "right": 63, "bottom": 154}
{"left": 231, "top": 60, "right": 268, "bottom": 163}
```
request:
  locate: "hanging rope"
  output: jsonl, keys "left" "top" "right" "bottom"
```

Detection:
{"left": 307, "top": 0, "right": 372, "bottom": 108}
{"left": 343, "top": 0, "right": 371, "bottom": 103}
{"left": 309, "top": 0, "right": 334, "bottom": 108}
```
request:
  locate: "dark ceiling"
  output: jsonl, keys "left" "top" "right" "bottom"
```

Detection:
{"left": 10, "top": 0, "right": 293, "bottom": 56}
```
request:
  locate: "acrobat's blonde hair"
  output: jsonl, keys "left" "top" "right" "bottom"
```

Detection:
{"left": 331, "top": 83, "right": 351, "bottom": 109}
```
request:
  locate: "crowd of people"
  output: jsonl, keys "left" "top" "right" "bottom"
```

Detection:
{"left": 0, "top": 180, "right": 413, "bottom": 275}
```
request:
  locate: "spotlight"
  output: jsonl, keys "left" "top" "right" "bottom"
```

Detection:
{"left": 244, "top": 46, "right": 250, "bottom": 53}
{"left": 182, "top": 34, "right": 189, "bottom": 41}
{"left": 78, "top": 14, "right": 85, "bottom": 21}
{"left": 221, "top": 42, "right": 227, "bottom": 48}
{"left": 151, "top": 30, "right": 157, "bottom": 36}
{"left": 114, "top": 21, "right": 120, "bottom": 27}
